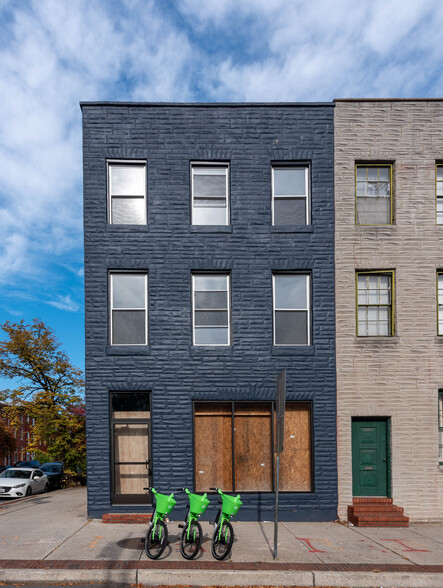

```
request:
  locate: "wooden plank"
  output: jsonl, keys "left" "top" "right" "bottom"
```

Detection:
{"left": 279, "top": 403, "right": 311, "bottom": 491}
{"left": 195, "top": 403, "right": 233, "bottom": 492}
{"left": 234, "top": 405, "right": 272, "bottom": 491}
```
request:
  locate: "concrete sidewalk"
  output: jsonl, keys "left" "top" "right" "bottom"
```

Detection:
{"left": 1, "top": 487, "right": 442, "bottom": 587}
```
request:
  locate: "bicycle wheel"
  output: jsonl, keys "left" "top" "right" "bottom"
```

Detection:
{"left": 145, "top": 519, "right": 168, "bottom": 559}
{"left": 211, "top": 520, "right": 234, "bottom": 560}
{"left": 180, "top": 520, "right": 202, "bottom": 560}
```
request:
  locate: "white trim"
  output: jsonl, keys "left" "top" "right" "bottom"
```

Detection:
{"left": 272, "top": 273, "right": 311, "bottom": 346}
{"left": 191, "top": 162, "right": 229, "bottom": 226}
{"left": 192, "top": 273, "right": 231, "bottom": 346}
{"left": 110, "top": 272, "right": 148, "bottom": 345}
{"left": 271, "top": 165, "right": 310, "bottom": 226}
{"left": 107, "top": 161, "right": 147, "bottom": 225}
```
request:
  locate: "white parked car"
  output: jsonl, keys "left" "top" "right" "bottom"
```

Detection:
{"left": 0, "top": 467, "right": 49, "bottom": 498}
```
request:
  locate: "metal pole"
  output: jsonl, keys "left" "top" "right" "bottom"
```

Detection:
{"left": 273, "top": 453, "right": 280, "bottom": 560}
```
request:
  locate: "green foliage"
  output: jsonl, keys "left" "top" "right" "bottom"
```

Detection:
{"left": 0, "top": 319, "right": 85, "bottom": 474}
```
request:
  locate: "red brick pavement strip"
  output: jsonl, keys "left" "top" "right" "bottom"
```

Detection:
{"left": 0, "top": 560, "right": 443, "bottom": 573}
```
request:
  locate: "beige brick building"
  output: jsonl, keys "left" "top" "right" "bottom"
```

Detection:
{"left": 335, "top": 99, "right": 443, "bottom": 522}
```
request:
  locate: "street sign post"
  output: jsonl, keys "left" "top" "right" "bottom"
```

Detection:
{"left": 274, "top": 369, "right": 286, "bottom": 560}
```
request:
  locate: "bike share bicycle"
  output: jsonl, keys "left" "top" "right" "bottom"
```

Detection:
{"left": 143, "top": 486, "right": 176, "bottom": 559}
{"left": 176, "top": 488, "right": 210, "bottom": 559}
{"left": 210, "top": 487, "right": 242, "bottom": 560}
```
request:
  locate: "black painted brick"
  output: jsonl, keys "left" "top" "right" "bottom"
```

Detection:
{"left": 82, "top": 103, "right": 337, "bottom": 521}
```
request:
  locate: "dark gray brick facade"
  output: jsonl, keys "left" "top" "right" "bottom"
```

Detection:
{"left": 81, "top": 103, "right": 337, "bottom": 521}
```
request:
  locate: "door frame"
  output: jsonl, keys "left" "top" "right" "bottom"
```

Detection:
{"left": 351, "top": 417, "right": 391, "bottom": 498}
{"left": 110, "top": 391, "right": 152, "bottom": 505}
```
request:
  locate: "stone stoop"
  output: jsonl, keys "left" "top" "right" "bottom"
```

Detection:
{"left": 102, "top": 513, "right": 152, "bottom": 523}
{"left": 347, "top": 497, "right": 409, "bottom": 527}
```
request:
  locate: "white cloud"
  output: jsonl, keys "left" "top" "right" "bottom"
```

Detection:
{"left": 0, "top": 0, "right": 195, "bottom": 307}
{"left": 46, "top": 294, "right": 79, "bottom": 313}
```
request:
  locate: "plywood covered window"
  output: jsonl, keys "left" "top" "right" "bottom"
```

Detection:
{"left": 194, "top": 401, "right": 312, "bottom": 492}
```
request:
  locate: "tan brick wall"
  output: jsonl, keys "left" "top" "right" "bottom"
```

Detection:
{"left": 335, "top": 100, "right": 443, "bottom": 521}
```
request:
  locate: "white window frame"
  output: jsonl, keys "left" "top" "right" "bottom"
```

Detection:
{"left": 271, "top": 165, "right": 310, "bottom": 226}
{"left": 356, "top": 271, "right": 394, "bottom": 337}
{"left": 191, "top": 162, "right": 229, "bottom": 226}
{"left": 109, "top": 272, "right": 148, "bottom": 346}
{"left": 107, "top": 160, "right": 147, "bottom": 225}
{"left": 437, "top": 165, "right": 443, "bottom": 225}
{"left": 272, "top": 274, "right": 311, "bottom": 346}
{"left": 439, "top": 391, "right": 443, "bottom": 465}
{"left": 192, "top": 273, "right": 231, "bottom": 346}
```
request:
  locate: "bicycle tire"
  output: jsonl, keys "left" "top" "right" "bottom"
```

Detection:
{"left": 211, "top": 520, "right": 234, "bottom": 560}
{"left": 180, "top": 520, "right": 202, "bottom": 560}
{"left": 145, "top": 519, "right": 168, "bottom": 559}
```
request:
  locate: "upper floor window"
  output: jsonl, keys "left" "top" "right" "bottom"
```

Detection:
{"left": 437, "top": 165, "right": 443, "bottom": 224}
{"left": 108, "top": 162, "right": 147, "bottom": 225}
{"left": 437, "top": 272, "right": 443, "bottom": 335}
{"left": 192, "top": 274, "right": 230, "bottom": 345}
{"left": 272, "top": 165, "right": 309, "bottom": 225}
{"left": 273, "top": 274, "right": 310, "bottom": 345}
{"left": 110, "top": 272, "right": 147, "bottom": 345}
{"left": 438, "top": 391, "right": 443, "bottom": 465}
{"left": 356, "top": 164, "right": 392, "bottom": 225}
{"left": 191, "top": 163, "right": 229, "bottom": 225}
{"left": 356, "top": 271, "right": 394, "bottom": 336}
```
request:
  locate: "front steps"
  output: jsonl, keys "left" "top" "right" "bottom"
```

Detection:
{"left": 347, "top": 497, "right": 409, "bottom": 527}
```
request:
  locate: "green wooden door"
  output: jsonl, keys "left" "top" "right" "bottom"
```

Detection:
{"left": 352, "top": 419, "right": 389, "bottom": 496}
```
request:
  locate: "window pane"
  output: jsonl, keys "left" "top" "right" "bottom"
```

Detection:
{"left": 195, "top": 310, "right": 228, "bottom": 326}
{"left": 113, "top": 274, "right": 146, "bottom": 308}
{"left": 274, "top": 168, "right": 306, "bottom": 196}
{"left": 274, "top": 275, "right": 307, "bottom": 309}
{"left": 112, "top": 310, "right": 146, "bottom": 345}
{"left": 112, "top": 198, "right": 145, "bottom": 225}
{"left": 193, "top": 206, "right": 227, "bottom": 225}
{"left": 356, "top": 181, "right": 366, "bottom": 196}
{"left": 357, "top": 196, "right": 391, "bottom": 224}
{"left": 195, "top": 291, "right": 227, "bottom": 310}
{"left": 110, "top": 165, "right": 145, "bottom": 196}
{"left": 275, "top": 311, "right": 308, "bottom": 345}
{"left": 111, "top": 392, "right": 150, "bottom": 418}
{"left": 194, "top": 327, "right": 229, "bottom": 345}
{"left": 437, "top": 167, "right": 443, "bottom": 181}
{"left": 367, "top": 167, "right": 378, "bottom": 181}
{"left": 194, "top": 197, "right": 226, "bottom": 207}
{"left": 194, "top": 174, "right": 226, "bottom": 198}
{"left": 378, "top": 167, "right": 390, "bottom": 181}
{"left": 356, "top": 167, "right": 366, "bottom": 180}
{"left": 274, "top": 198, "right": 306, "bottom": 225}
{"left": 194, "top": 275, "right": 227, "bottom": 291}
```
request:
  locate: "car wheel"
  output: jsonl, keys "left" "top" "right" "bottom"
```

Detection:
{"left": 44, "top": 483, "right": 49, "bottom": 493}
{"left": 25, "top": 486, "right": 32, "bottom": 497}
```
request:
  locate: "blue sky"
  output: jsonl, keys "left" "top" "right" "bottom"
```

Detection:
{"left": 1, "top": 0, "right": 443, "bottom": 374}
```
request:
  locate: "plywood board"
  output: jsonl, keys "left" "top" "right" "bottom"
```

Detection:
{"left": 195, "top": 403, "right": 233, "bottom": 492}
{"left": 279, "top": 403, "right": 312, "bottom": 491}
{"left": 234, "top": 404, "right": 272, "bottom": 491}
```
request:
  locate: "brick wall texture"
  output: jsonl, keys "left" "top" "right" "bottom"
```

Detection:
{"left": 82, "top": 103, "right": 337, "bottom": 521}
{"left": 335, "top": 100, "right": 443, "bottom": 521}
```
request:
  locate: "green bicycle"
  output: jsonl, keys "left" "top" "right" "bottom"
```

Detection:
{"left": 209, "top": 487, "right": 242, "bottom": 560}
{"left": 176, "top": 488, "right": 210, "bottom": 559}
{"left": 143, "top": 487, "right": 176, "bottom": 559}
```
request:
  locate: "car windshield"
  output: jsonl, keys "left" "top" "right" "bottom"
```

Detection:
{"left": 0, "top": 469, "right": 32, "bottom": 479}
{"left": 41, "top": 465, "right": 62, "bottom": 472}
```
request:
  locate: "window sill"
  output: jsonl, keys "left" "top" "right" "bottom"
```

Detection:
{"left": 190, "top": 346, "right": 234, "bottom": 357}
{"left": 271, "top": 225, "right": 314, "bottom": 233}
{"left": 354, "top": 224, "right": 396, "bottom": 231}
{"left": 105, "top": 225, "right": 149, "bottom": 232}
{"left": 354, "top": 336, "right": 399, "bottom": 344}
{"left": 106, "top": 345, "right": 150, "bottom": 355}
{"left": 272, "top": 345, "right": 314, "bottom": 356}
{"left": 434, "top": 336, "right": 443, "bottom": 343}
{"left": 190, "top": 226, "right": 232, "bottom": 233}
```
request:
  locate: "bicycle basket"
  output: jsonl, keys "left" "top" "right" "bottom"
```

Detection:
{"left": 221, "top": 493, "right": 242, "bottom": 517}
{"left": 189, "top": 492, "right": 210, "bottom": 516}
{"left": 155, "top": 492, "right": 176, "bottom": 515}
